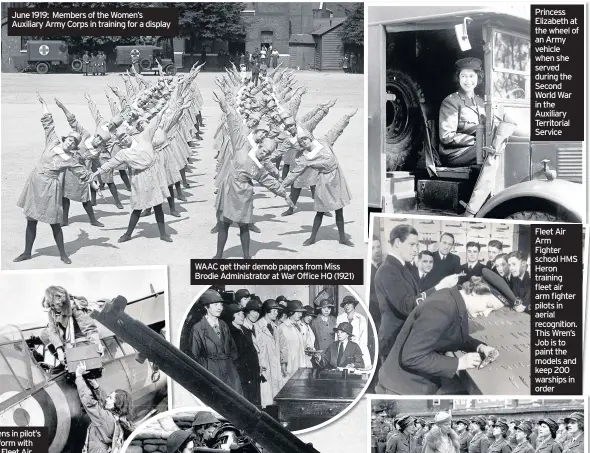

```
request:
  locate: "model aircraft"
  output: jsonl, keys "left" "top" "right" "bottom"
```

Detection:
{"left": 469, "top": 225, "right": 487, "bottom": 230}
{"left": 0, "top": 289, "right": 168, "bottom": 453}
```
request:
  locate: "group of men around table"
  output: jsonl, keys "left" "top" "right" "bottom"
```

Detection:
{"left": 368, "top": 225, "right": 531, "bottom": 394}
{"left": 188, "top": 288, "right": 372, "bottom": 412}
{"left": 372, "top": 410, "right": 584, "bottom": 453}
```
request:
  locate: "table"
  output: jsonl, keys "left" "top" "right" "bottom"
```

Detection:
{"left": 458, "top": 308, "right": 531, "bottom": 395}
{"left": 274, "top": 368, "right": 367, "bottom": 430}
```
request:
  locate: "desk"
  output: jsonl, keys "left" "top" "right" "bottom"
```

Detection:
{"left": 274, "top": 368, "right": 367, "bottom": 430}
{"left": 459, "top": 308, "right": 531, "bottom": 395}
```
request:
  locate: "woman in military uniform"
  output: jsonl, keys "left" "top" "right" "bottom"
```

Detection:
{"left": 561, "top": 412, "right": 583, "bottom": 453}
{"left": 468, "top": 416, "right": 490, "bottom": 453}
{"left": 386, "top": 415, "right": 416, "bottom": 453}
{"left": 512, "top": 422, "right": 535, "bottom": 453}
{"left": 438, "top": 57, "right": 485, "bottom": 166}
{"left": 534, "top": 419, "right": 561, "bottom": 453}
{"left": 489, "top": 421, "right": 512, "bottom": 453}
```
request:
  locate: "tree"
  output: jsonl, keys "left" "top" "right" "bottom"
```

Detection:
{"left": 339, "top": 3, "right": 363, "bottom": 52}
{"left": 175, "top": 2, "right": 247, "bottom": 46}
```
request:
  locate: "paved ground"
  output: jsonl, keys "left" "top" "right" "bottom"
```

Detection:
{"left": 1, "top": 71, "right": 366, "bottom": 337}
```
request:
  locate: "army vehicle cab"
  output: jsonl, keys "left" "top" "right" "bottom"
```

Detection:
{"left": 368, "top": 6, "right": 584, "bottom": 222}
{"left": 115, "top": 45, "right": 180, "bottom": 75}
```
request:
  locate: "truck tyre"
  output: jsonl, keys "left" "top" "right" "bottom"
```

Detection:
{"left": 385, "top": 69, "right": 427, "bottom": 171}
{"left": 36, "top": 62, "right": 49, "bottom": 74}
{"left": 71, "top": 59, "right": 82, "bottom": 72}
{"left": 164, "top": 65, "right": 177, "bottom": 76}
{"left": 484, "top": 197, "right": 580, "bottom": 223}
{"left": 140, "top": 58, "right": 151, "bottom": 70}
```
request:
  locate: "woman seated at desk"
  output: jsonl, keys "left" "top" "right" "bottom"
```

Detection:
{"left": 312, "top": 322, "right": 364, "bottom": 369}
{"left": 376, "top": 269, "right": 516, "bottom": 395}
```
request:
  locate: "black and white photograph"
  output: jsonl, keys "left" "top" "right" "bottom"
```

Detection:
{"left": 370, "top": 398, "right": 585, "bottom": 453}
{"left": 367, "top": 5, "right": 585, "bottom": 223}
{"left": 177, "top": 285, "right": 376, "bottom": 432}
{"left": 369, "top": 215, "right": 544, "bottom": 396}
{"left": 1, "top": 2, "right": 365, "bottom": 268}
{"left": 0, "top": 266, "right": 168, "bottom": 453}
{"left": 123, "top": 407, "right": 267, "bottom": 453}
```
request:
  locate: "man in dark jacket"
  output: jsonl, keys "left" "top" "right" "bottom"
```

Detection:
{"left": 409, "top": 250, "right": 440, "bottom": 292}
{"left": 374, "top": 225, "right": 458, "bottom": 360}
{"left": 431, "top": 233, "right": 462, "bottom": 283}
{"left": 458, "top": 241, "right": 485, "bottom": 285}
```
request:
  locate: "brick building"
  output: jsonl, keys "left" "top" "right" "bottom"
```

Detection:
{"left": 372, "top": 399, "right": 584, "bottom": 422}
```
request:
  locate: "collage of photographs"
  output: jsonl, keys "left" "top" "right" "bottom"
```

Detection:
{"left": 0, "top": 2, "right": 587, "bottom": 453}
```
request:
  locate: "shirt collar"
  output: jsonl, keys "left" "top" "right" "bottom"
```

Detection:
{"left": 205, "top": 315, "right": 219, "bottom": 328}
{"left": 388, "top": 252, "right": 405, "bottom": 266}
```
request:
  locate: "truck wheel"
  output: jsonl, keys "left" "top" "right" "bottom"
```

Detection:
{"left": 71, "top": 59, "right": 82, "bottom": 72}
{"left": 505, "top": 211, "right": 559, "bottom": 221}
{"left": 485, "top": 197, "right": 580, "bottom": 223}
{"left": 36, "top": 62, "right": 49, "bottom": 74}
{"left": 165, "top": 65, "right": 177, "bottom": 76}
{"left": 140, "top": 58, "right": 151, "bottom": 70}
{"left": 385, "top": 70, "right": 427, "bottom": 171}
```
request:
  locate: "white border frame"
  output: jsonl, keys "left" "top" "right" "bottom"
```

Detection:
{"left": 174, "top": 284, "right": 378, "bottom": 436}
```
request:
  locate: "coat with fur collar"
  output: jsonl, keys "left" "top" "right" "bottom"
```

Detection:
{"left": 424, "top": 426, "right": 460, "bottom": 453}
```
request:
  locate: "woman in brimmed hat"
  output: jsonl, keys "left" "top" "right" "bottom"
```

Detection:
{"left": 15, "top": 93, "right": 93, "bottom": 265}
{"left": 336, "top": 295, "right": 370, "bottom": 368}
{"left": 489, "top": 421, "right": 511, "bottom": 453}
{"left": 243, "top": 299, "right": 262, "bottom": 331}
{"left": 253, "top": 299, "right": 282, "bottom": 407}
{"left": 377, "top": 270, "right": 509, "bottom": 395}
{"left": 514, "top": 422, "right": 535, "bottom": 453}
{"left": 224, "top": 303, "right": 261, "bottom": 406}
{"left": 281, "top": 109, "right": 357, "bottom": 248}
{"left": 190, "top": 289, "right": 243, "bottom": 395}
{"left": 453, "top": 418, "right": 471, "bottom": 453}
{"left": 300, "top": 305, "right": 317, "bottom": 366}
{"left": 212, "top": 95, "right": 293, "bottom": 259}
{"left": 468, "top": 416, "right": 489, "bottom": 453}
{"left": 278, "top": 300, "right": 308, "bottom": 383}
{"left": 311, "top": 298, "right": 338, "bottom": 352}
{"left": 313, "top": 321, "right": 363, "bottom": 369}
{"left": 562, "top": 412, "right": 583, "bottom": 452}
{"left": 386, "top": 415, "right": 417, "bottom": 453}
{"left": 535, "top": 418, "right": 560, "bottom": 453}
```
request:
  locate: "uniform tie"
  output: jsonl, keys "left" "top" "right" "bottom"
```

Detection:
{"left": 337, "top": 341, "right": 344, "bottom": 365}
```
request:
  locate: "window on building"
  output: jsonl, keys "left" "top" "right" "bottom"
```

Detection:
{"left": 433, "top": 399, "right": 440, "bottom": 406}
{"left": 20, "top": 37, "right": 31, "bottom": 52}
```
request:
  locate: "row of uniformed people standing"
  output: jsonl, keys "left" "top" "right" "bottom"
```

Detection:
{"left": 371, "top": 411, "right": 583, "bottom": 453}
{"left": 189, "top": 288, "right": 371, "bottom": 409}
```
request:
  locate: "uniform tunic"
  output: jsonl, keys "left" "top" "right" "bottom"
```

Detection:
{"left": 459, "top": 431, "right": 473, "bottom": 453}
{"left": 387, "top": 433, "right": 413, "bottom": 453}
{"left": 534, "top": 437, "right": 561, "bottom": 453}
{"left": 17, "top": 114, "right": 91, "bottom": 224}
{"left": 310, "top": 315, "right": 337, "bottom": 352}
{"left": 229, "top": 324, "right": 261, "bottom": 406}
{"left": 469, "top": 432, "right": 490, "bottom": 453}
{"left": 512, "top": 442, "right": 535, "bottom": 453}
{"left": 215, "top": 108, "right": 286, "bottom": 224}
{"left": 253, "top": 318, "right": 282, "bottom": 407}
{"left": 75, "top": 376, "right": 118, "bottom": 453}
{"left": 41, "top": 306, "right": 100, "bottom": 349}
{"left": 336, "top": 311, "right": 370, "bottom": 368}
{"left": 438, "top": 91, "right": 485, "bottom": 166}
{"left": 488, "top": 438, "right": 512, "bottom": 453}
{"left": 282, "top": 115, "right": 353, "bottom": 212}
{"left": 97, "top": 117, "right": 168, "bottom": 210}
{"left": 278, "top": 318, "right": 307, "bottom": 385}
{"left": 191, "top": 317, "right": 243, "bottom": 395}
{"left": 561, "top": 433, "right": 583, "bottom": 453}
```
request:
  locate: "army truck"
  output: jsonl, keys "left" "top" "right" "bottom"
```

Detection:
{"left": 13, "top": 40, "right": 70, "bottom": 74}
{"left": 367, "top": 6, "right": 584, "bottom": 222}
{"left": 115, "top": 45, "right": 179, "bottom": 75}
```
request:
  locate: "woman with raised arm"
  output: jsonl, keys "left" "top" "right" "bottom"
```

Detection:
{"left": 15, "top": 93, "right": 93, "bottom": 264}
